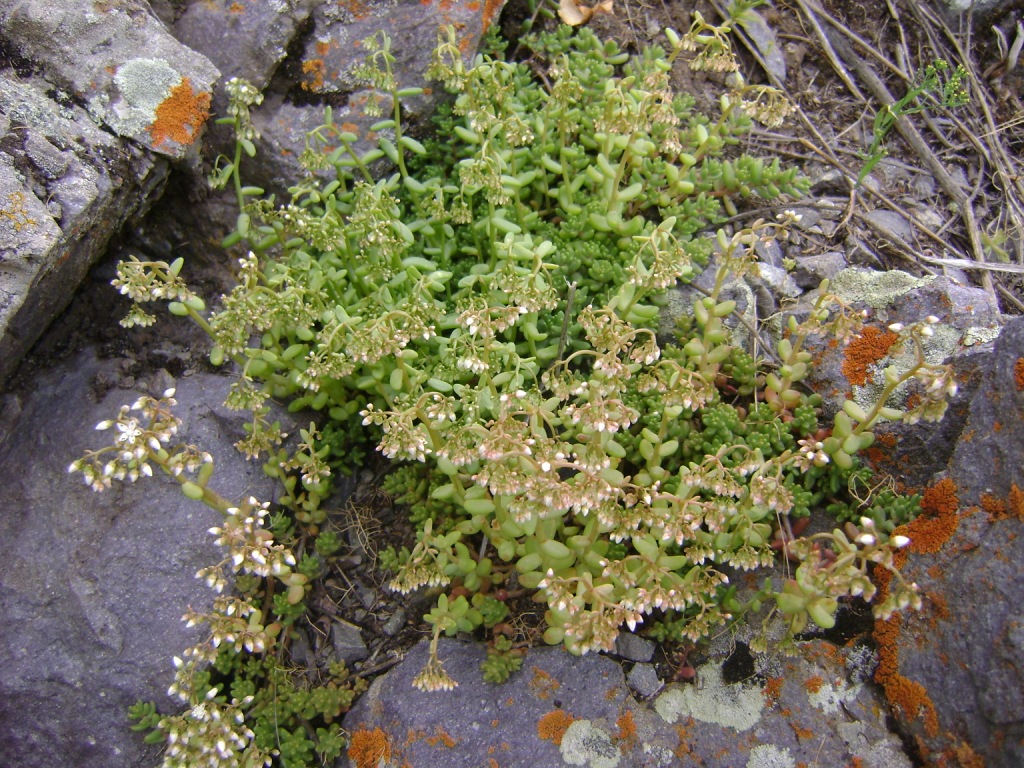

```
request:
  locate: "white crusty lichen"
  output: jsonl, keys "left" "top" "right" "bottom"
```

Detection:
{"left": 806, "top": 677, "right": 863, "bottom": 716}
{"left": 653, "top": 662, "right": 764, "bottom": 731}
{"left": 828, "top": 268, "right": 935, "bottom": 309}
{"left": 746, "top": 744, "right": 796, "bottom": 768}
{"left": 559, "top": 720, "right": 620, "bottom": 768}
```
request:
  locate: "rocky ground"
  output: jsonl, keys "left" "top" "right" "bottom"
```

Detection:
{"left": 2, "top": 0, "right": 1024, "bottom": 767}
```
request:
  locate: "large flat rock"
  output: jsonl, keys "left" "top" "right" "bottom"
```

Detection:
{"left": 0, "top": 353, "right": 284, "bottom": 767}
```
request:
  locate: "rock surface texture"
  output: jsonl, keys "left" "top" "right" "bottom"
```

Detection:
{"left": 0, "top": 0, "right": 220, "bottom": 386}
{"left": 870, "top": 316, "right": 1024, "bottom": 767}
{"left": 174, "top": 0, "right": 505, "bottom": 194}
{"left": 0, "top": 1, "right": 219, "bottom": 157}
{"left": 342, "top": 635, "right": 910, "bottom": 768}
{"left": 0, "top": 354, "right": 285, "bottom": 768}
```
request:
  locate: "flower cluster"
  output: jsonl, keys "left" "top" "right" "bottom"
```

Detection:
{"left": 113, "top": 257, "right": 200, "bottom": 329}
{"left": 69, "top": 389, "right": 180, "bottom": 491}
{"left": 159, "top": 690, "right": 269, "bottom": 768}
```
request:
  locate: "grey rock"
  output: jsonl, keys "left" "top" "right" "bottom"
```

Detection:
{"left": 0, "top": 0, "right": 219, "bottom": 158}
{"left": 381, "top": 607, "right": 406, "bottom": 637}
{"left": 791, "top": 250, "right": 848, "bottom": 290}
{"left": 878, "top": 316, "right": 1024, "bottom": 766}
{"left": 614, "top": 632, "right": 655, "bottom": 662}
{"left": 754, "top": 236, "right": 785, "bottom": 269}
{"left": 341, "top": 636, "right": 910, "bottom": 767}
{"left": 0, "top": 352, "right": 286, "bottom": 768}
{"left": 332, "top": 619, "right": 370, "bottom": 664}
{"left": 789, "top": 206, "right": 822, "bottom": 231}
{"left": 0, "top": 71, "right": 169, "bottom": 386}
{"left": 862, "top": 208, "right": 914, "bottom": 244}
{"left": 207, "top": 0, "right": 505, "bottom": 195}
{"left": 174, "top": 0, "right": 312, "bottom": 90}
{"left": 354, "top": 581, "right": 378, "bottom": 610}
{"left": 752, "top": 263, "right": 802, "bottom": 300}
{"left": 787, "top": 268, "right": 1002, "bottom": 489}
{"left": 626, "top": 663, "right": 663, "bottom": 699}
{"left": 800, "top": 268, "right": 999, "bottom": 406}
{"left": 736, "top": 6, "right": 787, "bottom": 83}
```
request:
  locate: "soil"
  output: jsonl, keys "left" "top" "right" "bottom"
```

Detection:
{"left": 5, "top": 0, "right": 1024, "bottom": 751}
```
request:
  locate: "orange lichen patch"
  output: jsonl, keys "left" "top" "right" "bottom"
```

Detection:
{"left": 763, "top": 676, "right": 784, "bottom": 706}
{"left": 537, "top": 710, "right": 575, "bottom": 746}
{"left": 302, "top": 59, "right": 326, "bottom": 91}
{"left": 672, "top": 720, "right": 695, "bottom": 759}
{"left": 841, "top": 326, "right": 899, "bottom": 386}
{"left": 482, "top": 0, "right": 504, "bottom": 31}
{"left": 340, "top": 0, "right": 372, "bottom": 19}
{"left": 874, "top": 614, "right": 940, "bottom": 739}
{"left": 981, "top": 493, "right": 1007, "bottom": 521}
{"left": 147, "top": 78, "right": 211, "bottom": 148}
{"left": 0, "top": 191, "right": 39, "bottom": 232}
{"left": 803, "top": 676, "right": 824, "bottom": 694}
{"left": 229, "top": 1, "right": 245, "bottom": 11}
{"left": 529, "top": 667, "right": 561, "bottom": 700}
{"left": 921, "top": 478, "right": 959, "bottom": 516}
{"left": 904, "top": 478, "right": 960, "bottom": 554}
{"left": 850, "top": 758, "right": 864, "bottom": 768}
{"left": 404, "top": 728, "right": 425, "bottom": 748}
{"left": 348, "top": 728, "right": 392, "bottom": 768}
{"left": 791, "top": 724, "right": 815, "bottom": 740}
{"left": 1009, "top": 484, "right": 1024, "bottom": 519}
{"left": 488, "top": 760, "right": 500, "bottom": 768}
{"left": 951, "top": 741, "right": 986, "bottom": 768}
{"left": 614, "top": 711, "right": 638, "bottom": 752}
{"left": 425, "top": 725, "right": 458, "bottom": 748}
{"left": 1014, "top": 358, "right": 1024, "bottom": 390}
{"left": 928, "top": 592, "right": 949, "bottom": 622}
{"left": 863, "top": 441, "right": 895, "bottom": 469}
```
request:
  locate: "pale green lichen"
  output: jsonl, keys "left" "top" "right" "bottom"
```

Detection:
{"left": 654, "top": 663, "right": 764, "bottom": 731}
{"left": 962, "top": 325, "right": 1001, "bottom": 346}
{"left": 641, "top": 742, "right": 676, "bottom": 767}
{"left": 746, "top": 744, "right": 795, "bottom": 768}
{"left": 828, "top": 268, "right": 935, "bottom": 308}
{"left": 559, "top": 720, "right": 620, "bottom": 768}
{"left": 110, "top": 58, "right": 182, "bottom": 138}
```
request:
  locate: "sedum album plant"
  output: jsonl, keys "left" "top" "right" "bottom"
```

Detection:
{"left": 74, "top": 17, "right": 955, "bottom": 759}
